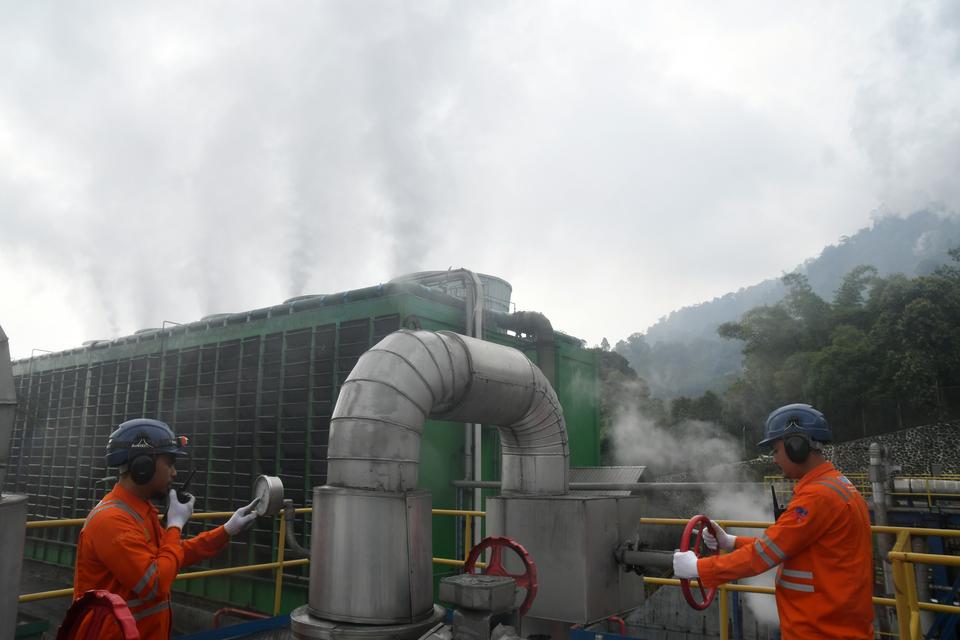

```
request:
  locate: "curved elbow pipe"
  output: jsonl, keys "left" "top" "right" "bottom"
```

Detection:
{"left": 327, "top": 330, "right": 569, "bottom": 495}
{"left": 282, "top": 500, "right": 310, "bottom": 559}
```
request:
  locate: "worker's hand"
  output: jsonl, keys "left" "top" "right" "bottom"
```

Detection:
{"left": 702, "top": 520, "right": 736, "bottom": 552}
{"left": 224, "top": 498, "right": 260, "bottom": 536}
{"left": 166, "top": 489, "right": 195, "bottom": 530}
{"left": 672, "top": 550, "right": 699, "bottom": 579}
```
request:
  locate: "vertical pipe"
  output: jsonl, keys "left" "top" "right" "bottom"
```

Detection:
{"left": 0, "top": 326, "right": 25, "bottom": 640}
{"left": 892, "top": 547, "right": 910, "bottom": 640}
{"left": 0, "top": 495, "right": 28, "bottom": 640}
{"left": 911, "top": 537, "right": 934, "bottom": 634}
{"left": 465, "top": 271, "right": 485, "bottom": 546}
{"left": 731, "top": 591, "right": 743, "bottom": 640}
{"left": 274, "top": 514, "right": 287, "bottom": 615}
{"left": 869, "top": 441, "right": 897, "bottom": 635}
{"left": 472, "top": 424, "right": 482, "bottom": 547}
{"left": 463, "top": 278, "right": 475, "bottom": 518}
{"left": 464, "top": 515, "right": 472, "bottom": 560}
{"left": 719, "top": 587, "right": 729, "bottom": 640}
{"left": 907, "top": 562, "right": 921, "bottom": 640}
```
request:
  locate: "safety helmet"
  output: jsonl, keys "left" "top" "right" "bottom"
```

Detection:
{"left": 757, "top": 403, "right": 832, "bottom": 448}
{"left": 105, "top": 418, "right": 188, "bottom": 467}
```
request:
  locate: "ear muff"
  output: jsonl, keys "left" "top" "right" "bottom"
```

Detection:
{"left": 129, "top": 455, "right": 156, "bottom": 485}
{"left": 784, "top": 434, "right": 811, "bottom": 464}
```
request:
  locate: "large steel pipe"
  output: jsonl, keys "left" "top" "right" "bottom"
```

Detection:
{"left": 0, "top": 325, "right": 16, "bottom": 492}
{"left": 314, "top": 330, "right": 568, "bottom": 625}
{"left": 326, "top": 330, "right": 569, "bottom": 496}
{"left": 1, "top": 325, "right": 26, "bottom": 640}
{"left": 0, "top": 495, "right": 27, "bottom": 640}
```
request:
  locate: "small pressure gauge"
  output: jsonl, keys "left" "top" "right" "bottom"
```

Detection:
{"left": 252, "top": 475, "right": 284, "bottom": 516}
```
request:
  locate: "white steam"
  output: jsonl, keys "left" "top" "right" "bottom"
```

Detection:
{"left": 610, "top": 395, "right": 780, "bottom": 625}
{"left": 705, "top": 486, "right": 780, "bottom": 625}
{"left": 610, "top": 399, "right": 740, "bottom": 475}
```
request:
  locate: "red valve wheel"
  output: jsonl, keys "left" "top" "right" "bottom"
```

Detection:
{"left": 678, "top": 514, "right": 719, "bottom": 611}
{"left": 57, "top": 590, "right": 140, "bottom": 640}
{"left": 463, "top": 535, "right": 539, "bottom": 616}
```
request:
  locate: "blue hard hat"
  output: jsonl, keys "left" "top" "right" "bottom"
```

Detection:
{"left": 105, "top": 418, "right": 188, "bottom": 467}
{"left": 758, "top": 403, "right": 832, "bottom": 448}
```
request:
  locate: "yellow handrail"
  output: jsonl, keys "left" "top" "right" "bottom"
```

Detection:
{"left": 640, "top": 517, "right": 960, "bottom": 537}
{"left": 177, "top": 558, "right": 311, "bottom": 580}
{"left": 640, "top": 577, "right": 955, "bottom": 613}
{"left": 640, "top": 517, "right": 960, "bottom": 640}
{"left": 17, "top": 558, "right": 312, "bottom": 603}
{"left": 19, "top": 507, "right": 959, "bottom": 640}
{"left": 19, "top": 508, "right": 488, "bottom": 604}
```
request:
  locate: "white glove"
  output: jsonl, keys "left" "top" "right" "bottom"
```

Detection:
{"left": 702, "top": 520, "right": 736, "bottom": 552}
{"left": 673, "top": 550, "right": 699, "bottom": 579}
{"left": 224, "top": 498, "right": 260, "bottom": 536}
{"left": 166, "top": 489, "right": 195, "bottom": 530}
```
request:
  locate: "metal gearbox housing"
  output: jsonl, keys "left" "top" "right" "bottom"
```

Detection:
{"left": 485, "top": 494, "right": 645, "bottom": 625}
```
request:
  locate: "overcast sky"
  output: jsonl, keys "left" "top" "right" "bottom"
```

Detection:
{"left": 1, "top": 1, "right": 959, "bottom": 359}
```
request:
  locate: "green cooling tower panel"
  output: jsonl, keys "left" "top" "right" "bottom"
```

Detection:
{"left": 557, "top": 341, "right": 600, "bottom": 467}
{"left": 10, "top": 288, "right": 600, "bottom": 613}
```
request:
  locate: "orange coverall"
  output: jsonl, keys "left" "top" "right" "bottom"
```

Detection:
{"left": 698, "top": 461, "right": 874, "bottom": 640}
{"left": 73, "top": 483, "right": 230, "bottom": 639}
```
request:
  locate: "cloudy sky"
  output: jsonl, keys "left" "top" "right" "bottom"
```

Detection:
{"left": 1, "top": 1, "right": 958, "bottom": 359}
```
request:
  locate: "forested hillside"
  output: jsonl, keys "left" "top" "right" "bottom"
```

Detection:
{"left": 616, "top": 211, "right": 960, "bottom": 398}
{"left": 599, "top": 251, "right": 960, "bottom": 460}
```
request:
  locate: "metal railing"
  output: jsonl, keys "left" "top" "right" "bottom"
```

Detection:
{"left": 18, "top": 510, "right": 960, "bottom": 639}
{"left": 18, "top": 507, "right": 488, "bottom": 615}
{"left": 765, "top": 473, "right": 960, "bottom": 507}
{"left": 640, "top": 517, "right": 960, "bottom": 640}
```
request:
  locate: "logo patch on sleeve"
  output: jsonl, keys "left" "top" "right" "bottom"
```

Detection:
{"left": 794, "top": 506, "right": 809, "bottom": 523}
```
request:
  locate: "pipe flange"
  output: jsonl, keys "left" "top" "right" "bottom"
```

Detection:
{"left": 290, "top": 604, "right": 445, "bottom": 640}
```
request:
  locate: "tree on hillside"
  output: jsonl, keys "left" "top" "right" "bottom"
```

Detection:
{"left": 669, "top": 390, "right": 723, "bottom": 425}
{"left": 592, "top": 348, "right": 667, "bottom": 463}
{"left": 712, "top": 253, "right": 960, "bottom": 445}
{"left": 615, "top": 332, "right": 742, "bottom": 399}
{"left": 625, "top": 211, "right": 960, "bottom": 408}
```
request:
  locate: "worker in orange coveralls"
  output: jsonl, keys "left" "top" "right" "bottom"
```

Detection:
{"left": 673, "top": 404, "right": 874, "bottom": 640}
{"left": 73, "top": 419, "right": 260, "bottom": 639}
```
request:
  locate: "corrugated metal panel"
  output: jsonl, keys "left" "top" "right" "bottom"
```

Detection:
{"left": 10, "top": 284, "right": 602, "bottom": 613}
{"left": 570, "top": 465, "right": 646, "bottom": 495}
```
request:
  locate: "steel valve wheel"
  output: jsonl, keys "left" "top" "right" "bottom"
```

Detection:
{"left": 679, "top": 514, "right": 719, "bottom": 610}
{"left": 463, "top": 535, "right": 539, "bottom": 616}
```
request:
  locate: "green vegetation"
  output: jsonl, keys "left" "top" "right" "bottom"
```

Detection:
{"left": 600, "top": 248, "right": 960, "bottom": 459}
{"left": 616, "top": 211, "right": 960, "bottom": 400}
{"left": 717, "top": 251, "right": 960, "bottom": 447}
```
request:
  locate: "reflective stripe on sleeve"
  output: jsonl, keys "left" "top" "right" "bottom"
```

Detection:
{"left": 83, "top": 499, "right": 152, "bottom": 541}
{"left": 777, "top": 576, "right": 815, "bottom": 592}
{"left": 816, "top": 480, "right": 850, "bottom": 503}
{"left": 132, "top": 563, "right": 157, "bottom": 595}
{"left": 754, "top": 540, "right": 778, "bottom": 568}
{"left": 128, "top": 574, "right": 159, "bottom": 607}
{"left": 760, "top": 534, "right": 787, "bottom": 561}
{"left": 781, "top": 569, "right": 813, "bottom": 579}
{"left": 83, "top": 503, "right": 120, "bottom": 527}
{"left": 132, "top": 600, "right": 170, "bottom": 621}
{"left": 87, "top": 501, "right": 145, "bottom": 524}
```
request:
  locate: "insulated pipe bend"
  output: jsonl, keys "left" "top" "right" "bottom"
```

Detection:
{"left": 327, "top": 330, "right": 569, "bottom": 495}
